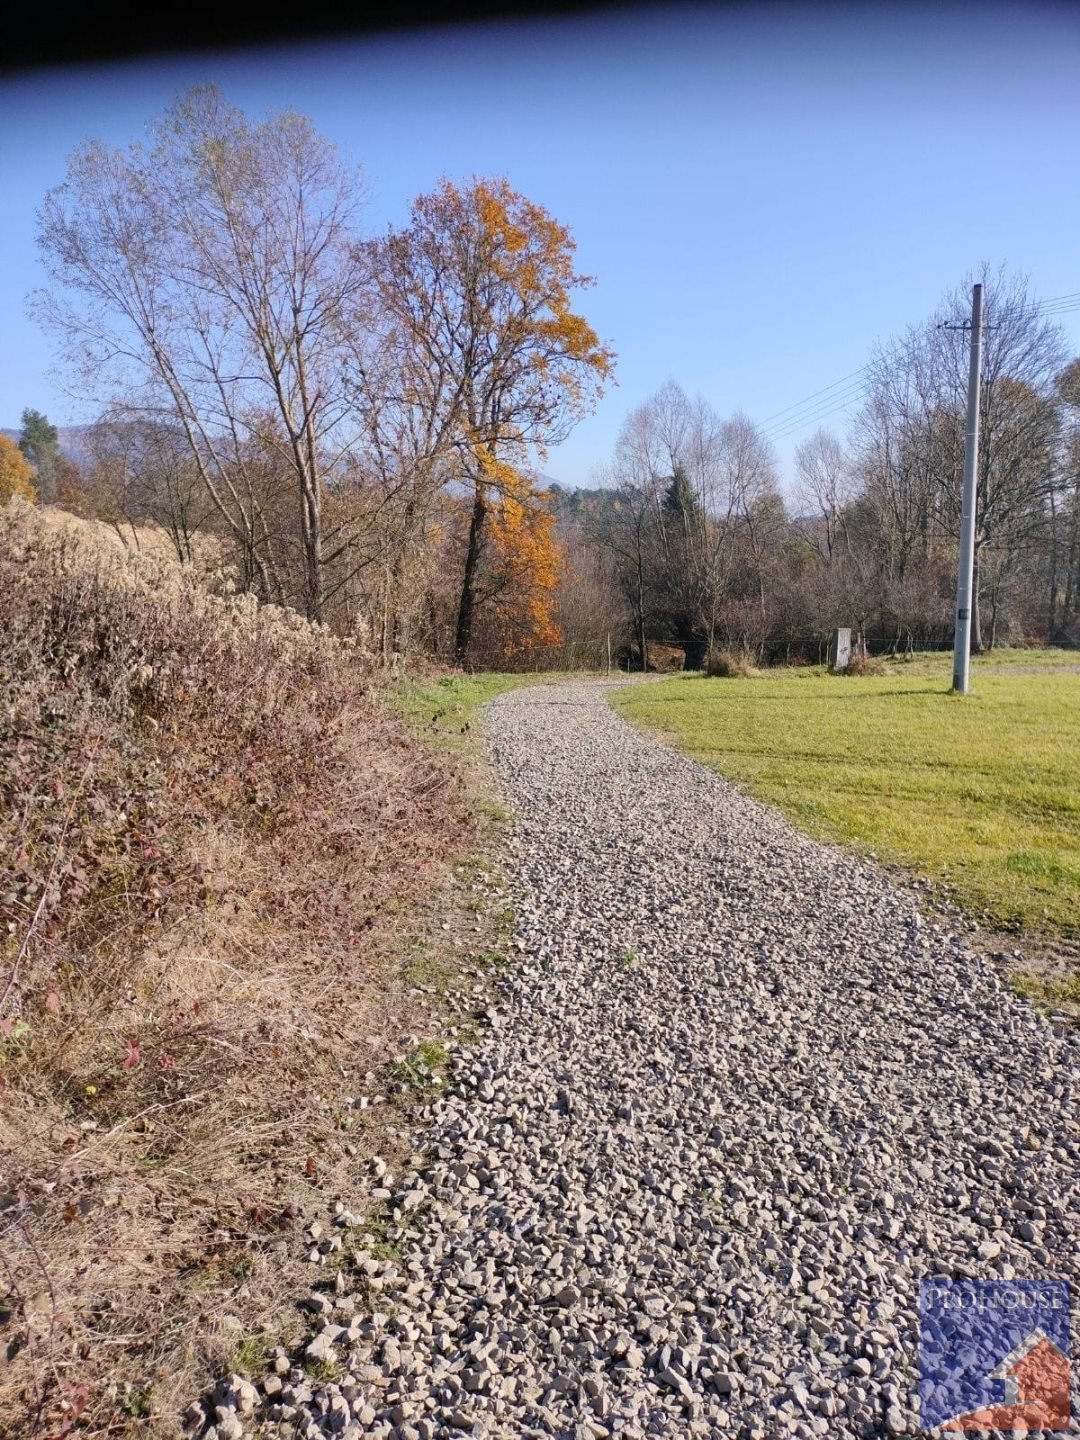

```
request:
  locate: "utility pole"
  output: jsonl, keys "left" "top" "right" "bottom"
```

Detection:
{"left": 950, "top": 283, "right": 984, "bottom": 694}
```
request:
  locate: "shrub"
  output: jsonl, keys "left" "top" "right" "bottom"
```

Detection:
{"left": 835, "top": 652, "right": 887, "bottom": 677}
{"left": 0, "top": 499, "right": 469, "bottom": 1434}
{"left": 705, "top": 648, "right": 759, "bottom": 678}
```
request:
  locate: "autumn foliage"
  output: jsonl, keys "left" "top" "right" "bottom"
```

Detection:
{"left": 373, "top": 175, "right": 614, "bottom": 663}
{"left": 490, "top": 489, "right": 564, "bottom": 653}
{"left": 34, "top": 93, "right": 616, "bottom": 667}
{"left": 0, "top": 435, "right": 37, "bottom": 505}
{"left": 479, "top": 461, "right": 564, "bottom": 658}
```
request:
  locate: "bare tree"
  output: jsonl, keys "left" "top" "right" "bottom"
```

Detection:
{"left": 343, "top": 241, "right": 479, "bottom": 660}
{"left": 932, "top": 269, "right": 1064, "bottom": 647}
{"left": 83, "top": 411, "right": 215, "bottom": 562}
{"left": 549, "top": 513, "right": 628, "bottom": 669}
{"left": 850, "top": 266, "right": 1066, "bottom": 649}
{"left": 794, "top": 429, "right": 855, "bottom": 565}
{"left": 591, "top": 388, "right": 784, "bottom": 667}
{"left": 1051, "top": 358, "right": 1080, "bottom": 639}
{"left": 714, "top": 414, "right": 785, "bottom": 660}
{"left": 587, "top": 464, "right": 660, "bottom": 672}
{"left": 35, "top": 85, "right": 371, "bottom": 621}
{"left": 853, "top": 337, "right": 956, "bottom": 585}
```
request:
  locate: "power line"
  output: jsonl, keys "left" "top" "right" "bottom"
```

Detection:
{"left": 764, "top": 380, "right": 870, "bottom": 441}
{"left": 1019, "top": 290, "right": 1080, "bottom": 312}
{"left": 759, "top": 288, "right": 1080, "bottom": 445}
{"left": 762, "top": 373, "right": 875, "bottom": 438}
{"left": 757, "top": 367, "right": 869, "bottom": 427}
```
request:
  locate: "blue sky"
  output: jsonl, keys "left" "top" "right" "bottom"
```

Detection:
{"left": 2, "top": 2, "right": 1079, "bottom": 494}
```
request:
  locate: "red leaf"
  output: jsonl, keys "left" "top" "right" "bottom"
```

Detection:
{"left": 122, "top": 1038, "right": 142, "bottom": 1071}
{"left": 304, "top": 1155, "right": 316, "bottom": 1177}
{"left": 46, "top": 990, "right": 61, "bottom": 1013}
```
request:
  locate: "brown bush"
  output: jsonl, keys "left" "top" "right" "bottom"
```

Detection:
{"left": 835, "top": 652, "right": 887, "bottom": 677}
{"left": 704, "top": 648, "right": 759, "bottom": 678}
{"left": 0, "top": 500, "right": 473, "bottom": 1436}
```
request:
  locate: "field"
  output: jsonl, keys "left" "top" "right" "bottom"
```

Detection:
{"left": 610, "top": 649, "right": 1080, "bottom": 1000}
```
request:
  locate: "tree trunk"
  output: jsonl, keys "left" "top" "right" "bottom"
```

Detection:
{"left": 390, "top": 498, "right": 419, "bottom": 658}
{"left": 634, "top": 552, "right": 649, "bottom": 672}
{"left": 1065, "top": 493, "right": 1080, "bottom": 622}
{"left": 757, "top": 572, "right": 768, "bottom": 661}
{"left": 971, "top": 541, "right": 984, "bottom": 653}
{"left": 391, "top": 603, "right": 409, "bottom": 659}
{"left": 636, "top": 607, "right": 648, "bottom": 672}
{"left": 299, "top": 476, "right": 323, "bottom": 623}
{"left": 679, "top": 627, "right": 707, "bottom": 670}
{"left": 454, "top": 484, "right": 487, "bottom": 665}
{"left": 379, "top": 561, "right": 391, "bottom": 665}
{"left": 1048, "top": 490, "right": 1059, "bottom": 640}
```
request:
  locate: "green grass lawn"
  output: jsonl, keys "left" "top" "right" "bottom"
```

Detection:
{"left": 610, "top": 648, "right": 1080, "bottom": 943}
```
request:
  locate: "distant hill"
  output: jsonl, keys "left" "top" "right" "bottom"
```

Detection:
{"left": 0, "top": 439, "right": 579, "bottom": 496}
{"left": 2, "top": 424, "right": 95, "bottom": 464}
{"left": 546, "top": 481, "right": 619, "bottom": 518}
{"left": 1, "top": 442, "right": 568, "bottom": 482}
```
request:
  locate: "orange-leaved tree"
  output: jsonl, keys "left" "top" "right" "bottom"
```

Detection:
{"left": 476, "top": 455, "right": 564, "bottom": 660}
{"left": 0, "top": 434, "right": 37, "bottom": 504}
{"left": 374, "top": 177, "right": 614, "bottom": 664}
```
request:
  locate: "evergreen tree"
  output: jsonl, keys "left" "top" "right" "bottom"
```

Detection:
{"left": 18, "top": 409, "right": 59, "bottom": 503}
{"left": 660, "top": 464, "right": 709, "bottom": 667}
{"left": 663, "top": 462, "right": 703, "bottom": 532}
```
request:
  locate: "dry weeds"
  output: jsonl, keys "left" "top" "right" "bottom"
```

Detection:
{"left": 704, "top": 648, "right": 760, "bottom": 679}
{"left": 0, "top": 500, "right": 489, "bottom": 1437}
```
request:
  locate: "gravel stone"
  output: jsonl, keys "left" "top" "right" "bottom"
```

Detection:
{"left": 195, "top": 680, "right": 1080, "bottom": 1438}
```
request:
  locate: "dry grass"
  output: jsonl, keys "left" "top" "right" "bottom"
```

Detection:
{"left": 33, "top": 504, "right": 226, "bottom": 574}
{"left": 0, "top": 500, "right": 485, "bottom": 1436}
{"left": 833, "top": 652, "right": 887, "bottom": 677}
{"left": 704, "top": 648, "right": 759, "bottom": 679}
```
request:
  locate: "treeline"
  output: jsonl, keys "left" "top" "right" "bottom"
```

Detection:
{"left": 25, "top": 87, "right": 1079, "bottom": 670}
{"left": 544, "top": 269, "right": 1080, "bottom": 670}
{"left": 31, "top": 85, "right": 613, "bottom": 668}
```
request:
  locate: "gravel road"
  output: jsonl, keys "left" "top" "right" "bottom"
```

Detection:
{"left": 222, "top": 679, "right": 1079, "bottom": 1440}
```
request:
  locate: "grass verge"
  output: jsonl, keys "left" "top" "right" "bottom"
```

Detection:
{"left": 381, "top": 671, "right": 542, "bottom": 758}
{"left": 381, "top": 670, "right": 546, "bottom": 823}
